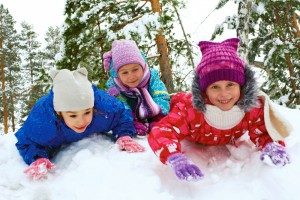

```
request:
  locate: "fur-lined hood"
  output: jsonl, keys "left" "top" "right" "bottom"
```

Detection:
{"left": 192, "top": 66, "right": 259, "bottom": 112}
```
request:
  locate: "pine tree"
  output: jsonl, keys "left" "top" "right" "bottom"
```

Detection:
{"left": 0, "top": 4, "right": 21, "bottom": 133}
{"left": 40, "top": 26, "right": 63, "bottom": 92}
{"left": 212, "top": 0, "right": 300, "bottom": 108}
{"left": 43, "top": 26, "right": 62, "bottom": 70}
{"left": 19, "top": 22, "right": 41, "bottom": 84}
{"left": 159, "top": 0, "right": 195, "bottom": 91}
{"left": 59, "top": 0, "right": 193, "bottom": 91}
{"left": 7, "top": 57, "right": 22, "bottom": 132}
{"left": 19, "top": 22, "right": 44, "bottom": 119}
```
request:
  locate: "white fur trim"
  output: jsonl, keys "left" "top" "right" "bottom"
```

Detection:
{"left": 259, "top": 91, "right": 293, "bottom": 141}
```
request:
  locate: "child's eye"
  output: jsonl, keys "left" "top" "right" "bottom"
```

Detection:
{"left": 211, "top": 85, "right": 219, "bottom": 89}
{"left": 84, "top": 111, "right": 91, "bottom": 115}
{"left": 69, "top": 115, "right": 77, "bottom": 118}
{"left": 227, "top": 82, "right": 236, "bottom": 87}
{"left": 121, "top": 71, "right": 128, "bottom": 75}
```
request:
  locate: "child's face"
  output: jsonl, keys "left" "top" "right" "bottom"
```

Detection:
{"left": 205, "top": 80, "right": 241, "bottom": 111}
{"left": 117, "top": 63, "right": 144, "bottom": 88}
{"left": 59, "top": 108, "right": 93, "bottom": 133}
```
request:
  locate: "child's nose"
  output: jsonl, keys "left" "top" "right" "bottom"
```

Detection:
{"left": 77, "top": 116, "right": 87, "bottom": 126}
{"left": 220, "top": 88, "right": 230, "bottom": 97}
{"left": 128, "top": 73, "right": 135, "bottom": 80}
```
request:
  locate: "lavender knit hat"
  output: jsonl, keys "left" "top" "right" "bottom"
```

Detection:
{"left": 196, "top": 38, "right": 245, "bottom": 92}
{"left": 103, "top": 39, "right": 146, "bottom": 72}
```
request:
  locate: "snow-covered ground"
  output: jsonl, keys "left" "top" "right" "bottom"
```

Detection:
{"left": 0, "top": 104, "right": 299, "bottom": 200}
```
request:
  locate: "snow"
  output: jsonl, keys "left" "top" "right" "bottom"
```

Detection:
{"left": 122, "top": 13, "right": 160, "bottom": 40}
{"left": 1, "top": 104, "right": 300, "bottom": 200}
{"left": 255, "top": 2, "right": 266, "bottom": 15}
{"left": 0, "top": 0, "right": 300, "bottom": 199}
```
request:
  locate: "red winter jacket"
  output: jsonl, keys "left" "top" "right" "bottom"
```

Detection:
{"left": 148, "top": 92, "right": 276, "bottom": 164}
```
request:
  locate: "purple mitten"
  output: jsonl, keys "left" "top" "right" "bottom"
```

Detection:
{"left": 134, "top": 121, "right": 149, "bottom": 137}
{"left": 167, "top": 153, "right": 204, "bottom": 181}
{"left": 260, "top": 142, "right": 290, "bottom": 167}
{"left": 108, "top": 86, "right": 120, "bottom": 96}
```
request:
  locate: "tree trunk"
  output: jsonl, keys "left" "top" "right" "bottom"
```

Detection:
{"left": 9, "top": 93, "right": 16, "bottom": 132}
{"left": 149, "top": 0, "right": 174, "bottom": 93}
{"left": 273, "top": 4, "right": 300, "bottom": 106}
{"left": 0, "top": 38, "right": 9, "bottom": 134}
{"left": 291, "top": 13, "right": 300, "bottom": 49}
{"left": 8, "top": 68, "right": 16, "bottom": 132}
{"left": 284, "top": 53, "right": 300, "bottom": 106}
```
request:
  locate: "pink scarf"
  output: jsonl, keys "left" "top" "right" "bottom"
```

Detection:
{"left": 114, "top": 66, "right": 161, "bottom": 120}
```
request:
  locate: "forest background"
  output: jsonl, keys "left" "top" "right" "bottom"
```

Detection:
{"left": 0, "top": 0, "right": 299, "bottom": 134}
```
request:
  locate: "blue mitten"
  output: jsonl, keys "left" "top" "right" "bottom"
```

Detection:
{"left": 167, "top": 153, "right": 204, "bottom": 181}
{"left": 260, "top": 142, "right": 290, "bottom": 167}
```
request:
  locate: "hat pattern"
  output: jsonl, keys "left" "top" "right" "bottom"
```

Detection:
{"left": 196, "top": 38, "right": 245, "bottom": 92}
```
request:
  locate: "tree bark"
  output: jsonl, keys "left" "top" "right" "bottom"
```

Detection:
{"left": 274, "top": 5, "right": 300, "bottom": 106}
{"left": 0, "top": 38, "right": 9, "bottom": 134}
{"left": 148, "top": 0, "right": 174, "bottom": 92}
{"left": 284, "top": 53, "right": 299, "bottom": 105}
{"left": 291, "top": 12, "right": 300, "bottom": 49}
{"left": 8, "top": 67, "right": 16, "bottom": 132}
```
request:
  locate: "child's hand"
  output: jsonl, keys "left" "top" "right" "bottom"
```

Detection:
{"left": 24, "top": 158, "right": 55, "bottom": 180}
{"left": 134, "top": 121, "right": 149, "bottom": 137}
{"left": 260, "top": 142, "right": 290, "bottom": 167}
{"left": 167, "top": 153, "right": 204, "bottom": 181}
{"left": 116, "top": 136, "right": 145, "bottom": 153}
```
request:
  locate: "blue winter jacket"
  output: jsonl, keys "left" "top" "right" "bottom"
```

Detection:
{"left": 15, "top": 85, "right": 135, "bottom": 165}
{"left": 106, "top": 68, "right": 170, "bottom": 116}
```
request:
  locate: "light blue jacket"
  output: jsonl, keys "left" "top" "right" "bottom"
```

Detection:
{"left": 106, "top": 68, "right": 170, "bottom": 116}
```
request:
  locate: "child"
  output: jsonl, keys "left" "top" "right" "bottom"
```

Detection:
{"left": 103, "top": 39, "right": 170, "bottom": 137}
{"left": 148, "top": 38, "right": 292, "bottom": 181}
{"left": 15, "top": 68, "right": 145, "bottom": 180}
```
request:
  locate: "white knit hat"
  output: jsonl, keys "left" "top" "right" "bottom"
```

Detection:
{"left": 50, "top": 68, "right": 94, "bottom": 112}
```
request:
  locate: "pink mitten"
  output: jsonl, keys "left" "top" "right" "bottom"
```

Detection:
{"left": 116, "top": 136, "right": 145, "bottom": 153}
{"left": 24, "top": 158, "right": 55, "bottom": 180}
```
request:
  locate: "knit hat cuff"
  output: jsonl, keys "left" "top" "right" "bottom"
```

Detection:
{"left": 114, "top": 55, "right": 145, "bottom": 72}
{"left": 199, "top": 68, "right": 245, "bottom": 92}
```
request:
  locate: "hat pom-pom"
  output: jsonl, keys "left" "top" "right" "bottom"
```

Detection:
{"left": 103, "top": 51, "right": 112, "bottom": 72}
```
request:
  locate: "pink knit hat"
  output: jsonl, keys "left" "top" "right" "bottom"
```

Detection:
{"left": 105, "top": 39, "right": 146, "bottom": 72}
{"left": 196, "top": 38, "right": 245, "bottom": 92}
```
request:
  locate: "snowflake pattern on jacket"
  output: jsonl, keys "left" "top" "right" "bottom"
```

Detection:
{"left": 15, "top": 85, "right": 135, "bottom": 165}
{"left": 148, "top": 92, "right": 276, "bottom": 164}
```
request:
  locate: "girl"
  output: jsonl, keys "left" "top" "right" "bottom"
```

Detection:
{"left": 15, "top": 68, "right": 144, "bottom": 180}
{"left": 147, "top": 38, "right": 292, "bottom": 181}
{"left": 103, "top": 39, "right": 170, "bottom": 137}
